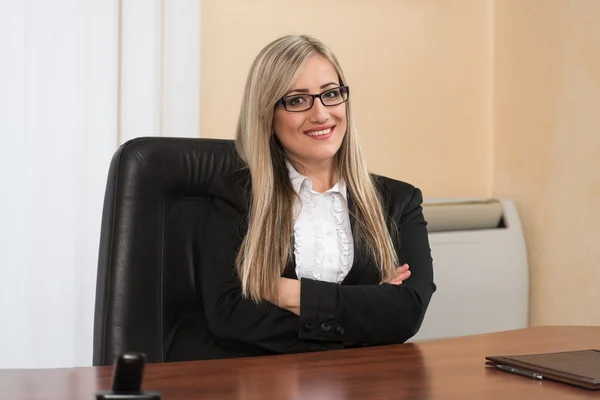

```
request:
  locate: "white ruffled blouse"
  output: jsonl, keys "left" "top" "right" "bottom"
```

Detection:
{"left": 286, "top": 161, "right": 354, "bottom": 284}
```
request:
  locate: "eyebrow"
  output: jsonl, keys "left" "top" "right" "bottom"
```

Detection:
{"left": 284, "top": 82, "right": 339, "bottom": 96}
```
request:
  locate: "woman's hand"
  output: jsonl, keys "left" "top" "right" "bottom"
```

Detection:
{"left": 380, "top": 264, "right": 411, "bottom": 285}
{"left": 265, "top": 278, "right": 301, "bottom": 316}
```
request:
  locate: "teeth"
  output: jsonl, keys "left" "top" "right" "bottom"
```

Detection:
{"left": 306, "top": 128, "right": 332, "bottom": 136}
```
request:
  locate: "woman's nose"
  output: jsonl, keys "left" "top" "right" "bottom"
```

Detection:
{"left": 308, "top": 98, "right": 329, "bottom": 123}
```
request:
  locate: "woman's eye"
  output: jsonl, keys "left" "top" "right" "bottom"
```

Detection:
{"left": 288, "top": 96, "right": 306, "bottom": 106}
{"left": 324, "top": 89, "right": 341, "bottom": 99}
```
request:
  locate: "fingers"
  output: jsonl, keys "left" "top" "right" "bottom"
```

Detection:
{"left": 396, "top": 264, "right": 409, "bottom": 273}
{"left": 381, "top": 264, "right": 411, "bottom": 285}
{"left": 389, "top": 270, "right": 410, "bottom": 285}
{"left": 393, "top": 264, "right": 410, "bottom": 279}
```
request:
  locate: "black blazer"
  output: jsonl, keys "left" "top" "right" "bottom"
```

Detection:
{"left": 199, "top": 168, "right": 436, "bottom": 358}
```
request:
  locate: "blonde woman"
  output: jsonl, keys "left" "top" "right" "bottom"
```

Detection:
{"left": 201, "top": 35, "right": 436, "bottom": 358}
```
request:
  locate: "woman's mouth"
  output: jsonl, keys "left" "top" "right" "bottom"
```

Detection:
{"left": 304, "top": 125, "right": 335, "bottom": 139}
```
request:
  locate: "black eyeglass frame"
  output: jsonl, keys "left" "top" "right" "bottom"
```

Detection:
{"left": 275, "top": 85, "right": 350, "bottom": 112}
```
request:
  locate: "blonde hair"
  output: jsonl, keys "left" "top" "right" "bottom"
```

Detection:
{"left": 235, "top": 35, "right": 398, "bottom": 302}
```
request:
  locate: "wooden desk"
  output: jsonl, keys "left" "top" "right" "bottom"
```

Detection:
{"left": 1, "top": 326, "right": 599, "bottom": 399}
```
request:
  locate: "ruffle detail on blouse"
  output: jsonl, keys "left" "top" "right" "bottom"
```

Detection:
{"left": 332, "top": 194, "right": 353, "bottom": 282}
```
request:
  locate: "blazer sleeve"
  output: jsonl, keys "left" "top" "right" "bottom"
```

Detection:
{"left": 297, "top": 185, "right": 436, "bottom": 345}
{"left": 200, "top": 175, "right": 343, "bottom": 354}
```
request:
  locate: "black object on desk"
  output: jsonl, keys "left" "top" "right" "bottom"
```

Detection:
{"left": 96, "top": 353, "right": 161, "bottom": 399}
{"left": 486, "top": 349, "right": 600, "bottom": 390}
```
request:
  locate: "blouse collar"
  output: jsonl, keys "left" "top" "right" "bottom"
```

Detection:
{"left": 285, "top": 159, "right": 347, "bottom": 200}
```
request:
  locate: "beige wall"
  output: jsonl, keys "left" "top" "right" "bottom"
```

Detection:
{"left": 493, "top": 0, "right": 600, "bottom": 326}
{"left": 201, "top": 0, "right": 493, "bottom": 197}
{"left": 201, "top": 1, "right": 600, "bottom": 326}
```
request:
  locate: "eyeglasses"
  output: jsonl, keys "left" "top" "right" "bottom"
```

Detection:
{"left": 275, "top": 86, "right": 350, "bottom": 112}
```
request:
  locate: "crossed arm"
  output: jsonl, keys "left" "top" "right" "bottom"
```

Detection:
{"left": 200, "top": 181, "right": 435, "bottom": 354}
{"left": 266, "top": 264, "right": 412, "bottom": 316}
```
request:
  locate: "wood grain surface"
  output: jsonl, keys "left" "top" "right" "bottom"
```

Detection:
{"left": 2, "top": 326, "right": 599, "bottom": 399}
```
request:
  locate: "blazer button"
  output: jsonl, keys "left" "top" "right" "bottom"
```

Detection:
{"left": 320, "top": 322, "right": 332, "bottom": 333}
{"left": 304, "top": 321, "right": 315, "bottom": 331}
{"left": 335, "top": 326, "right": 345, "bottom": 335}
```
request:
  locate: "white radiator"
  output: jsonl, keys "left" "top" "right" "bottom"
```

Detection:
{"left": 411, "top": 199, "right": 529, "bottom": 341}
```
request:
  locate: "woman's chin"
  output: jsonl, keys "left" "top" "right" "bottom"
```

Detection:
{"left": 300, "top": 149, "right": 340, "bottom": 164}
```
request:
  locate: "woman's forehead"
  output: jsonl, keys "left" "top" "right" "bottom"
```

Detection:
{"left": 289, "top": 55, "right": 338, "bottom": 91}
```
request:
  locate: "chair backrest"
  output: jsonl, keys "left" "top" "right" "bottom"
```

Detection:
{"left": 93, "top": 137, "right": 242, "bottom": 366}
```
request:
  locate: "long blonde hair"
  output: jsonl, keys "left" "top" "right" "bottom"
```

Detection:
{"left": 235, "top": 35, "right": 398, "bottom": 302}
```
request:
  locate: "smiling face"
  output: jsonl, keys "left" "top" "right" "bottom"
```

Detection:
{"left": 273, "top": 55, "right": 347, "bottom": 170}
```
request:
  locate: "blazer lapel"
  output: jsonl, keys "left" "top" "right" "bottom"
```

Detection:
{"left": 282, "top": 255, "right": 298, "bottom": 279}
{"left": 340, "top": 193, "right": 370, "bottom": 285}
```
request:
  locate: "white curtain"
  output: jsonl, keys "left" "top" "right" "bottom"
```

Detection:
{"left": 0, "top": 0, "right": 200, "bottom": 369}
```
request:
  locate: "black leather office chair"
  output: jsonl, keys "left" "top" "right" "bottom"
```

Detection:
{"left": 93, "top": 137, "right": 243, "bottom": 366}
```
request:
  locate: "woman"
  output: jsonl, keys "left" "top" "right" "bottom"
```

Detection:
{"left": 201, "top": 35, "right": 435, "bottom": 358}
